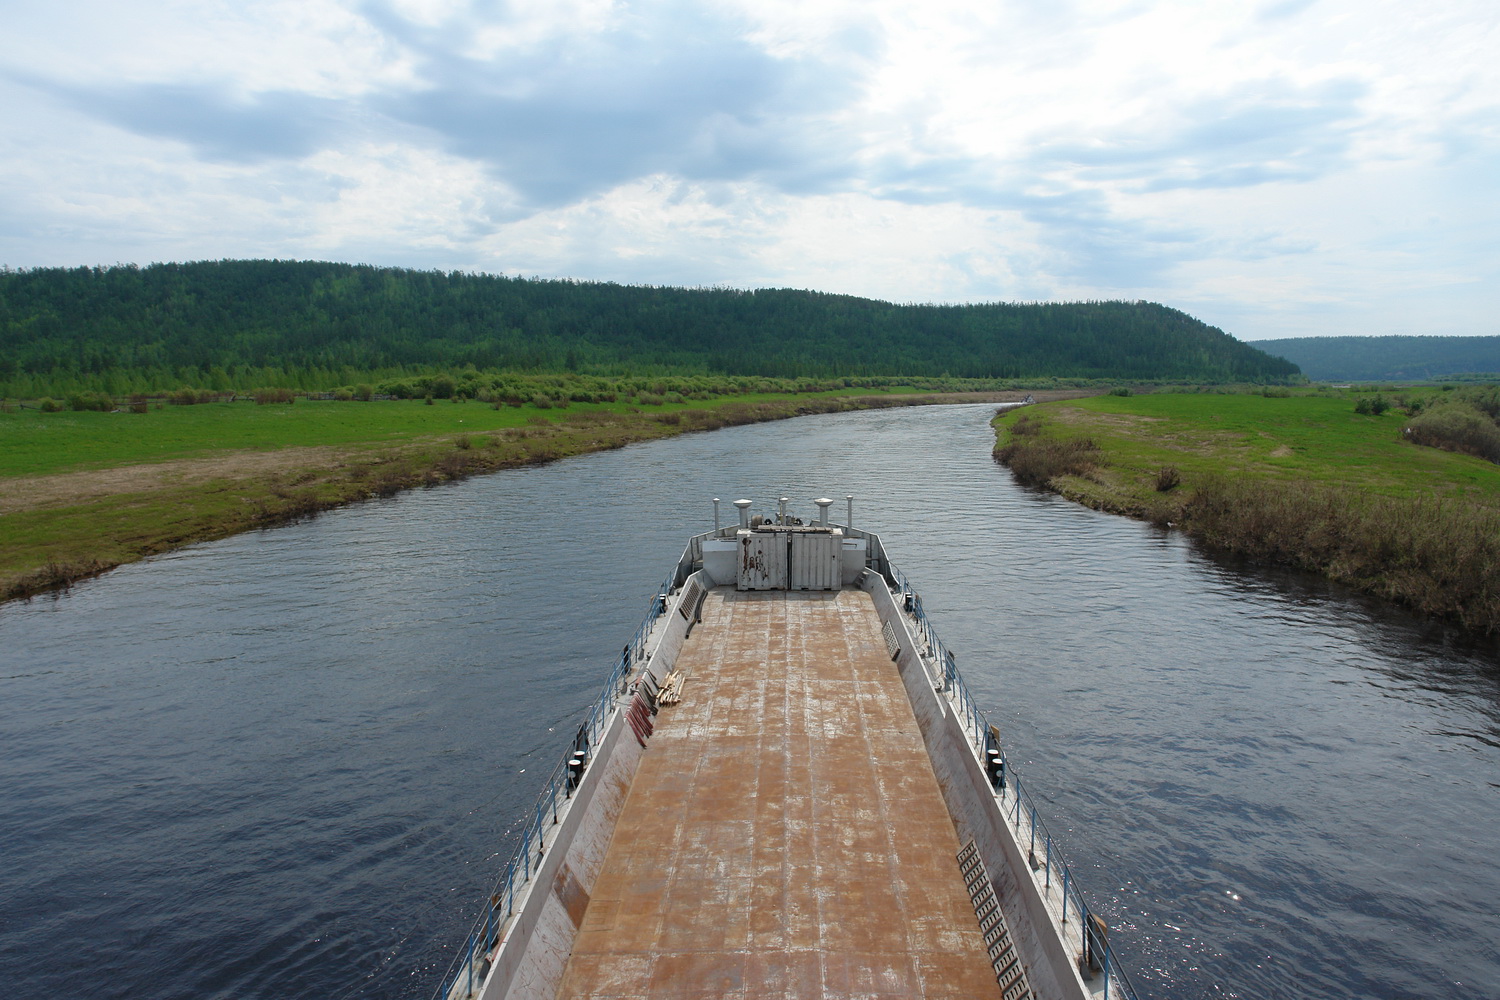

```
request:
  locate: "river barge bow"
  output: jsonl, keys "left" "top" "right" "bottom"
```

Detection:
{"left": 441, "top": 498, "right": 1139, "bottom": 1000}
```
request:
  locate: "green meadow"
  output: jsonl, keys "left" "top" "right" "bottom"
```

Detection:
{"left": 0, "top": 386, "right": 960, "bottom": 603}
{"left": 0, "top": 387, "right": 917, "bottom": 479}
{"left": 1015, "top": 390, "right": 1500, "bottom": 505}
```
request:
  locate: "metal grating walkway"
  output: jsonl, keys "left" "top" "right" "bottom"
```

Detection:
{"left": 555, "top": 587, "right": 1003, "bottom": 999}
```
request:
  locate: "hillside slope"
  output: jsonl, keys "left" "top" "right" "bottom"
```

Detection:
{"left": 0, "top": 260, "right": 1299, "bottom": 394}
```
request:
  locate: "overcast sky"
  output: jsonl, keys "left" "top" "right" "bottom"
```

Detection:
{"left": 2, "top": 0, "right": 1496, "bottom": 341}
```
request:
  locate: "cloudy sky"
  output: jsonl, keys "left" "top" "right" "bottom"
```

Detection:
{"left": 2, "top": 0, "right": 1496, "bottom": 341}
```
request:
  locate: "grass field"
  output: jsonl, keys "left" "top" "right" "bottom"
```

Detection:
{"left": 993, "top": 390, "right": 1500, "bottom": 632}
{"left": 0, "top": 387, "right": 923, "bottom": 478}
{"left": 1009, "top": 391, "right": 1500, "bottom": 507}
{"left": 0, "top": 386, "right": 1016, "bottom": 604}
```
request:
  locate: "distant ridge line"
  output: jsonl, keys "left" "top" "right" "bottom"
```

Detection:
{"left": 1249, "top": 334, "right": 1500, "bottom": 382}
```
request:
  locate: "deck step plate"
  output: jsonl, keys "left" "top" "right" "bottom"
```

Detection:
{"left": 678, "top": 579, "right": 705, "bottom": 621}
{"left": 957, "top": 840, "right": 1034, "bottom": 1000}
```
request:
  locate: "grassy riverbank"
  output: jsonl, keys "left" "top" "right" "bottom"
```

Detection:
{"left": 0, "top": 388, "right": 1052, "bottom": 604}
{"left": 992, "top": 391, "right": 1500, "bottom": 632}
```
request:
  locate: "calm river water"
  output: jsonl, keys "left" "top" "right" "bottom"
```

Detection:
{"left": 2, "top": 404, "right": 1497, "bottom": 999}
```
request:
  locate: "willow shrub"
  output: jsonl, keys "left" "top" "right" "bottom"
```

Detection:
{"left": 1404, "top": 405, "right": 1500, "bottom": 464}
{"left": 1183, "top": 475, "right": 1500, "bottom": 632}
{"left": 993, "top": 430, "right": 1102, "bottom": 487}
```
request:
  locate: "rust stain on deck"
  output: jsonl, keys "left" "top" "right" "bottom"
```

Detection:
{"left": 556, "top": 588, "right": 1001, "bottom": 999}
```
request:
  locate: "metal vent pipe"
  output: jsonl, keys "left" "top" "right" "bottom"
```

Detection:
{"left": 712, "top": 498, "right": 721, "bottom": 533}
{"left": 778, "top": 497, "right": 789, "bottom": 524}
{"left": 846, "top": 494, "right": 854, "bottom": 528}
{"left": 734, "top": 499, "right": 753, "bottom": 529}
{"left": 814, "top": 498, "right": 834, "bottom": 527}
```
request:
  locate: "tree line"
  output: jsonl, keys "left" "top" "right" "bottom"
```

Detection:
{"left": 0, "top": 260, "right": 1301, "bottom": 397}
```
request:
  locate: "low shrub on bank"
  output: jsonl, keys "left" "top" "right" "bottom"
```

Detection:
{"left": 254, "top": 388, "right": 296, "bottom": 404}
{"left": 1405, "top": 405, "right": 1500, "bottom": 464}
{"left": 171, "top": 387, "right": 218, "bottom": 405}
{"left": 1182, "top": 476, "right": 1500, "bottom": 632}
{"left": 68, "top": 391, "right": 115, "bottom": 412}
{"left": 993, "top": 424, "right": 1102, "bottom": 486}
{"left": 1007, "top": 412, "right": 1041, "bottom": 436}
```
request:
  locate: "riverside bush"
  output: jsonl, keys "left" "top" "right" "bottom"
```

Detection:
{"left": 993, "top": 432, "right": 1101, "bottom": 486}
{"left": 68, "top": 391, "right": 114, "bottom": 412}
{"left": 1405, "top": 405, "right": 1500, "bottom": 464}
{"left": 1183, "top": 476, "right": 1500, "bottom": 632}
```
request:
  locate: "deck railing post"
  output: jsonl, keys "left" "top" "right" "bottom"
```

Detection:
{"left": 1062, "top": 869, "right": 1070, "bottom": 923}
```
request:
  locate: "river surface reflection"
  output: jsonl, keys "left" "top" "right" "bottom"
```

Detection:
{"left": 2, "top": 403, "right": 1496, "bottom": 999}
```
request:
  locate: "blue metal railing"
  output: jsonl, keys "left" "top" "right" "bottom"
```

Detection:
{"left": 433, "top": 578, "right": 675, "bottom": 1000}
{"left": 889, "top": 564, "right": 1142, "bottom": 1000}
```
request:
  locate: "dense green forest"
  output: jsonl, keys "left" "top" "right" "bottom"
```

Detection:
{"left": 0, "top": 260, "right": 1299, "bottom": 397}
{"left": 1249, "top": 335, "right": 1500, "bottom": 382}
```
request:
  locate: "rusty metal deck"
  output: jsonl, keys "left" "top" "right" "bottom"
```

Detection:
{"left": 555, "top": 587, "right": 1001, "bottom": 999}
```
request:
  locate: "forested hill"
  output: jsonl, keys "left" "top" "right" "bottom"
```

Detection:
{"left": 1249, "top": 335, "right": 1500, "bottom": 382}
{"left": 0, "top": 260, "right": 1298, "bottom": 395}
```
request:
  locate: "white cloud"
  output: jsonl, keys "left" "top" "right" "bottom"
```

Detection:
{"left": 1, "top": 0, "right": 1496, "bottom": 339}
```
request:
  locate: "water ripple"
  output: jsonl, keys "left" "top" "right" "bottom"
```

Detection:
{"left": 0, "top": 404, "right": 1496, "bottom": 998}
